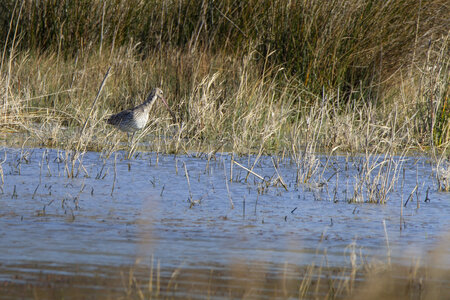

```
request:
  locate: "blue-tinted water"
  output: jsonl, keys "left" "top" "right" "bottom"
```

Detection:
{"left": 0, "top": 147, "right": 448, "bottom": 280}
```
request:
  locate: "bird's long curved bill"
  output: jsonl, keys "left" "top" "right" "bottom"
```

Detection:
{"left": 159, "top": 97, "right": 177, "bottom": 121}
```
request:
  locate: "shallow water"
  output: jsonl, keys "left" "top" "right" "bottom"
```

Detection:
{"left": 0, "top": 147, "right": 449, "bottom": 286}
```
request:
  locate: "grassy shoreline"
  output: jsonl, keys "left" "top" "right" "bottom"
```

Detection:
{"left": 0, "top": 45, "right": 448, "bottom": 155}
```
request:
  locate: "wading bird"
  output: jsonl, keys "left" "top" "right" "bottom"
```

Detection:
{"left": 106, "top": 88, "right": 173, "bottom": 142}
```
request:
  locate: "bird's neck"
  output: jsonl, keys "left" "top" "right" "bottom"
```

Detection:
{"left": 139, "top": 91, "right": 157, "bottom": 110}
{"left": 144, "top": 90, "right": 157, "bottom": 104}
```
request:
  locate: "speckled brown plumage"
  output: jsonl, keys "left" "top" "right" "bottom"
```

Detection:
{"left": 106, "top": 88, "right": 165, "bottom": 133}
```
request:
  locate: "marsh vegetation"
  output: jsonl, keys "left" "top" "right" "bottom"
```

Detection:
{"left": 0, "top": 0, "right": 448, "bottom": 154}
{"left": 0, "top": 0, "right": 449, "bottom": 299}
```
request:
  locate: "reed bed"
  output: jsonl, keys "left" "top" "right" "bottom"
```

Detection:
{"left": 0, "top": 0, "right": 448, "bottom": 156}
{"left": 1, "top": 43, "right": 448, "bottom": 156}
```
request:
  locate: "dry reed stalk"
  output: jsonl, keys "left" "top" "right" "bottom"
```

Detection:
{"left": 223, "top": 158, "right": 234, "bottom": 209}
{"left": 183, "top": 161, "right": 193, "bottom": 203}
{"left": 111, "top": 152, "right": 117, "bottom": 196}
{"left": 80, "top": 66, "right": 111, "bottom": 137}
{"left": 271, "top": 157, "right": 288, "bottom": 191}
{"left": 244, "top": 146, "right": 263, "bottom": 183}
{"left": 232, "top": 160, "right": 265, "bottom": 182}
{"left": 2, "top": 0, "right": 25, "bottom": 123}
{"left": 230, "top": 152, "right": 233, "bottom": 182}
{"left": 0, "top": 151, "right": 6, "bottom": 186}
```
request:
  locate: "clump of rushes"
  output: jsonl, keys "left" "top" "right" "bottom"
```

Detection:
{"left": 0, "top": 0, "right": 448, "bottom": 154}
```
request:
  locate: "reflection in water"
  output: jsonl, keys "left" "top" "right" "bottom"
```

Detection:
{"left": 0, "top": 147, "right": 449, "bottom": 282}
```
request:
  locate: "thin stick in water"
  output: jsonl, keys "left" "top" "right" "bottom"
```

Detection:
{"left": 111, "top": 152, "right": 117, "bottom": 196}
{"left": 233, "top": 160, "right": 265, "bottom": 182}
{"left": 230, "top": 153, "right": 234, "bottom": 182}
{"left": 183, "top": 161, "right": 193, "bottom": 202}
{"left": 223, "top": 159, "right": 234, "bottom": 209}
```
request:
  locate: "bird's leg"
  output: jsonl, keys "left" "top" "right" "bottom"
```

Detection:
{"left": 127, "top": 132, "right": 136, "bottom": 159}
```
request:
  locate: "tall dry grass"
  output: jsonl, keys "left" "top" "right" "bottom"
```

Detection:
{"left": 1, "top": 0, "right": 447, "bottom": 89}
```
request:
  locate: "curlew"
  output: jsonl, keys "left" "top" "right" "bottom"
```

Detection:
{"left": 106, "top": 87, "right": 172, "bottom": 142}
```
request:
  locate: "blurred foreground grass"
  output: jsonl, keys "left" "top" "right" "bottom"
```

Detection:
{"left": 2, "top": 245, "right": 449, "bottom": 300}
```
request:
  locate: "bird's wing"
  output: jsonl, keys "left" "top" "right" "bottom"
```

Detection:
{"left": 106, "top": 109, "right": 133, "bottom": 125}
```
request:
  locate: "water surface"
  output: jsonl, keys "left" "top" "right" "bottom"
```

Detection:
{"left": 0, "top": 147, "right": 449, "bottom": 287}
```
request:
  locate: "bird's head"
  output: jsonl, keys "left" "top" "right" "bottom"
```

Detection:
{"left": 152, "top": 88, "right": 177, "bottom": 121}
{"left": 154, "top": 87, "right": 164, "bottom": 100}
